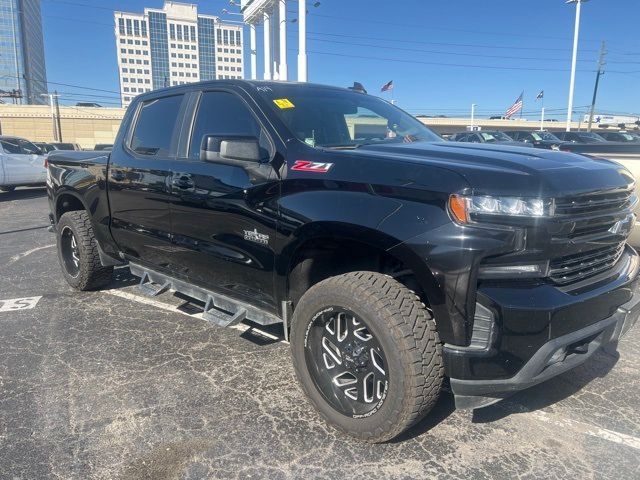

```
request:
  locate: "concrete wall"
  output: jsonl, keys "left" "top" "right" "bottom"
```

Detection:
{"left": 0, "top": 105, "right": 126, "bottom": 149}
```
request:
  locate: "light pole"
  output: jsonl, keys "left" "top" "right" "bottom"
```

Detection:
{"left": 565, "top": 0, "right": 589, "bottom": 132}
{"left": 471, "top": 103, "right": 477, "bottom": 129}
{"left": 41, "top": 93, "right": 60, "bottom": 141}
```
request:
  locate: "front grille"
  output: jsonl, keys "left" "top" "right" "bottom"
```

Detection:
{"left": 554, "top": 189, "right": 633, "bottom": 216}
{"left": 548, "top": 243, "right": 626, "bottom": 285}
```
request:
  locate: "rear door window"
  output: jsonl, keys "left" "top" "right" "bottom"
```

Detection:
{"left": 0, "top": 139, "right": 22, "bottom": 154}
{"left": 130, "top": 94, "right": 184, "bottom": 156}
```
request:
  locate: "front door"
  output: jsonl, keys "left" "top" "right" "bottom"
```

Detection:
{"left": 169, "top": 90, "right": 280, "bottom": 311}
{"left": 108, "top": 93, "right": 186, "bottom": 269}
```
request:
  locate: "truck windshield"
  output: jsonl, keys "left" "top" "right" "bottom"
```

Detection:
{"left": 255, "top": 85, "right": 442, "bottom": 148}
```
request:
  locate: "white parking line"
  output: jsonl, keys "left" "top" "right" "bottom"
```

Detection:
{"left": 0, "top": 296, "right": 42, "bottom": 313}
{"left": 8, "top": 244, "right": 55, "bottom": 265}
{"left": 530, "top": 410, "right": 640, "bottom": 451}
{"left": 103, "top": 289, "right": 285, "bottom": 343}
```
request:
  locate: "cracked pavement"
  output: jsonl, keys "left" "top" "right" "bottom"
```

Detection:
{"left": 1, "top": 188, "right": 639, "bottom": 479}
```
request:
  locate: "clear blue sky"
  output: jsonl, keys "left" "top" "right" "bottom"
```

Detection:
{"left": 41, "top": 0, "right": 640, "bottom": 119}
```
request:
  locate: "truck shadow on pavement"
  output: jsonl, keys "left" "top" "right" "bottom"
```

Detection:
{"left": 472, "top": 349, "right": 620, "bottom": 423}
{"left": 0, "top": 187, "right": 47, "bottom": 202}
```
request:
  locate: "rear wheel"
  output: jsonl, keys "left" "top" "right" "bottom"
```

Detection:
{"left": 0, "top": 186, "right": 15, "bottom": 192}
{"left": 290, "top": 271, "right": 443, "bottom": 442}
{"left": 56, "top": 211, "right": 113, "bottom": 290}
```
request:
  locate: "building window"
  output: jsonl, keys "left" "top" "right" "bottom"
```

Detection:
{"left": 124, "top": 87, "right": 129, "bottom": 92}
{"left": 171, "top": 62, "right": 177, "bottom": 67}
{"left": 142, "top": 40, "right": 148, "bottom": 46}
{"left": 135, "top": 40, "right": 140, "bottom": 45}
{"left": 235, "top": 30, "right": 241, "bottom": 45}
{"left": 144, "top": 69, "right": 150, "bottom": 74}
{"left": 223, "top": 30, "right": 228, "bottom": 45}
{"left": 171, "top": 53, "right": 176, "bottom": 58}
{"left": 126, "top": 18, "right": 132, "bottom": 35}
{"left": 121, "top": 48, "right": 126, "bottom": 53}
{"left": 184, "top": 25, "right": 190, "bottom": 42}
{"left": 135, "top": 50, "right": 141, "bottom": 55}
{"left": 134, "top": 19, "right": 140, "bottom": 36}
{"left": 145, "top": 79, "right": 150, "bottom": 84}
{"left": 170, "top": 24, "right": 175, "bottom": 40}
{"left": 190, "top": 25, "right": 196, "bottom": 41}
{"left": 122, "top": 67, "right": 128, "bottom": 72}
{"left": 141, "top": 21, "right": 147, "bottom": 37}
{"left": 177, "top": 24, "right": 183, "bottom": 40}
{"left": 118, "top": 18, "right": 125, "bottom": 35}
{"left": 143, "top": 60, "right": 149, "bottom": 65}
{"left": 216, "top": 30, "right": 222, "bottom": 44}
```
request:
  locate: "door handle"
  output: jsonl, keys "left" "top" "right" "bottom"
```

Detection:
{"left": 111, "top": 170, "right": 126, "bottom": 181}
{"left": 172, "top": 177, "right": 194, "bottom": 189}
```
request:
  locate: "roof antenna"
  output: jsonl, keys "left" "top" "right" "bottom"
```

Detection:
{"left": 349, "top": 82, "right": 367, "bottom": 94}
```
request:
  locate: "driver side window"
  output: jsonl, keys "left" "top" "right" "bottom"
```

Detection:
{"left": 189, "top": 91, "right": 268, "bottom": 160}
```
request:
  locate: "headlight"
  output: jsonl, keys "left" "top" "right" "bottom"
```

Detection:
{"left": 449, "top": 194, "right": 551, "bottom": 224}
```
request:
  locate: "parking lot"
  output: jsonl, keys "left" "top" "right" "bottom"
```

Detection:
{"left": 0, "top": 187, "right": 639, "bottom": 479}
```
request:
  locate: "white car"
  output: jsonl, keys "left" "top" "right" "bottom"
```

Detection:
{"left": 0, "top": 136, "right": 47, "bottom": 192}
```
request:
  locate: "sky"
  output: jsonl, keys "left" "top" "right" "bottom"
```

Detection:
{"left": 40, "top": 0, "right": 640, "bottom": 120}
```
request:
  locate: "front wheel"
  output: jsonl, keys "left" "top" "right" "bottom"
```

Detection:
{"left": 290, "top": 271, "right": 444, "bottom": 442}
{"left": 0, "top": 186, "right": 15, "bottom": 192}
{"left": 56, "top": 211, "right": 113, "bottom": 290}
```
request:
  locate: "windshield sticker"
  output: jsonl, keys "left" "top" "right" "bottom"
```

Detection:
{"left": 273, "top": 98, "right": 295, "bottom": 109}
{"left": 291, "top": 160, "right": 334, "bottom": 173}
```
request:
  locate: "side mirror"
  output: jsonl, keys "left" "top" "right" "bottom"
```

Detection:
{"left": 200, "top": 135, "right": 265, "bottom": 163}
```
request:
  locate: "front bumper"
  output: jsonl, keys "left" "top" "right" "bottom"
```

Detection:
{"left": 451, "top": 287, "right": 640, "bottom": 409}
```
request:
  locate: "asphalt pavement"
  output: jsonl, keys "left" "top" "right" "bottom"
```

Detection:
{"left": 1, "top": 187, "right": 639, "bottom": 480}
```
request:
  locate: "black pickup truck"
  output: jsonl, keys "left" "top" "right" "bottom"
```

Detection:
{"left": 47, "top": 80, "right": 639, "bottom": 442}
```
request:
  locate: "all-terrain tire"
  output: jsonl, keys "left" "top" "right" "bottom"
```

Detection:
{"left": 290, "top": 271, "right": 444, "bottom": 443}
{"left": 0, "top": 186, "right": 16, "bottom": 192}
{"left": 56, "top": 211, "right": 113, "bottom": 290}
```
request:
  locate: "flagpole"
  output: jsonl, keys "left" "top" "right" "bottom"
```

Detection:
{"left": 540, "top": 94, "right": 545, "bottom": 131}
{"left": 520, "top": 91, "right": 524, "bottom": 119}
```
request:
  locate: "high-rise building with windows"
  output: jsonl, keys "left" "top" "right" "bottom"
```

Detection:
{"left": 0, "top": 0, "right": 48, "bottom": 105}
{"left": 114, "top": 1, "right": 244, "bottom": 107}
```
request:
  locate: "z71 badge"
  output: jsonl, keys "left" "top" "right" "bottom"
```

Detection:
{"left": 291, "top": 160, "right": 334, "bottom": 173}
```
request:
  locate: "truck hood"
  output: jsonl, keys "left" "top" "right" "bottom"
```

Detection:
{"left": 353, "top": 141, "right": 634, "bottom": 197}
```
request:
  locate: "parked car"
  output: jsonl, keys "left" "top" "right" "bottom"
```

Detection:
{"left": 34, "top": 142, "right": 56, "bottom": 154}
{"left": 505, "top": 130, "right": 566, "bottom": 150}
{"left": 93, "top": 144, "right": 113, "bottom": 151}
{"left": 0, "top": 136, "right": 47, "bottom": 192}
{"left": 450, "top": 131, "right": 523, "bottom": 146}
{"left": 556, "top": 131, "right": 608, "bottom": 143}
{"left": 50, "top": 142, "right": 81, "bottom": 151}
{"left": 599, "top": 131, "right": 640, "bottom": 143}
{"left": 47, "top": 80, "right": 639, "bottom": 442}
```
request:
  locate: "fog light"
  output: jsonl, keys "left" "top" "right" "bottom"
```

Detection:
{"left": 548, "top": 347, "right": 567, "bottom": 365}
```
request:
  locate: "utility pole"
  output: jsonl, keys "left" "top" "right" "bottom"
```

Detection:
{"left": 587, "top": 41, "right": 607, "bottom": 132}
{"left": 54, "top": 90, "right": 63, "bottom": 142}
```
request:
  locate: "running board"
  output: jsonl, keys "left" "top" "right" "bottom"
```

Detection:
{"left": 129, "top": 263, "right": 282, "bottom": 328}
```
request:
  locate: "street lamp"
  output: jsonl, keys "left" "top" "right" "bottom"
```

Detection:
{"left": 471, "top": 103, "right": 477, "bottom": 129}
{"left": 565, "top": 0, "right": 590, "bottom": 132}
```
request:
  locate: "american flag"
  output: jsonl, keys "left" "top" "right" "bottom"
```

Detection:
{"left": 505, "top": 92, "right": 524, "bottom": 118}
{"left": 381, "top": 80, "right": 394, "bottom": 92}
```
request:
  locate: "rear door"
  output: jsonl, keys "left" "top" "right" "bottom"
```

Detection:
{"left": 108, "top": 93, "right": 187, "bottom": 269}
{"left": 168, "top": 89, "right": 280, "bottom": 311}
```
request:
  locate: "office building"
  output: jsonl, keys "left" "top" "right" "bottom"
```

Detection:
{"left": 114, "top": 1, "right": 244, "bottom": 107}
{"left": 0, "top": 0, "right": 48, "bottom": 104}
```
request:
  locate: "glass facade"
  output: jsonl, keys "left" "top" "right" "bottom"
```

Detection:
{"left": 0, "top": 0, "right": 47, "bottom": 104}
{"left": 197, "top": 17, "right": 216, "bottom": 81}
{"left": 148, "top": 11, "right": 170, "bottom": 89}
